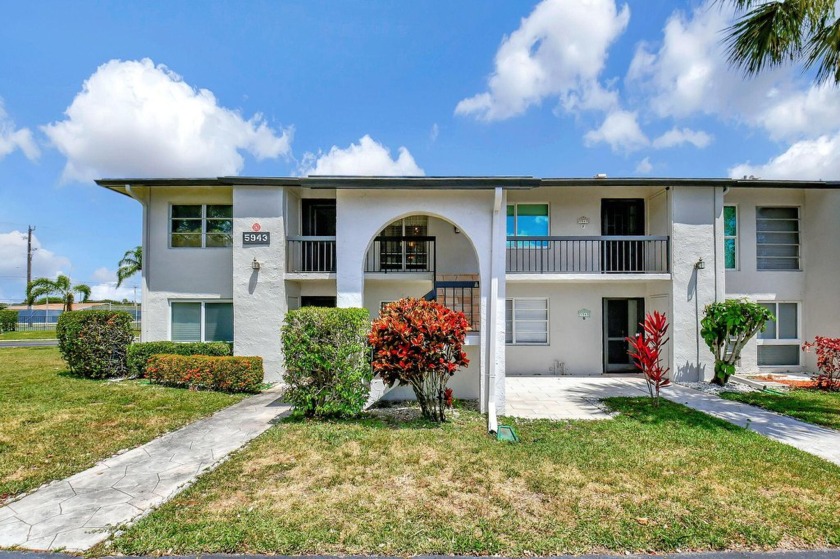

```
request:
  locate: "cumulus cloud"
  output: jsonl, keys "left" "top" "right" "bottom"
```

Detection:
{"left": 455, "top": 0, "right": 630, "bottom": 121}
{"left": 652, "top": 127, "right": 713, "bottom": 149}
{"left": 583, "top": 110, "right": 648, "bottom": 153}
{"left": 729, "top": 133, "right": 840, "bottom": 181}
{"left": 635, "top": 156, "right": 653, "bottom": 174}
{"left": 0, "top": 101, "right": 40, "bottom": 161}
{"left": 42, "top": 58, "right": 293, "bottom": 182}
{"left": 0, "top": 231, "right": 71, "bottom": 300}
{"left": 299, "top": 135, "right": 424, "bottom": 176}
{"left": 627, "top": 2, "right": 840, "bottom": 140}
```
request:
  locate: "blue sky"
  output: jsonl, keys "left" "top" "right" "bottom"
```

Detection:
{"left": 1, "top": 0, "right": 838, "bottom": 304}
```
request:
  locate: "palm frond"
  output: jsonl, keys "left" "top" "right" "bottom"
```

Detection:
{"left": 724, "top": 0, "right": 807, "bottom": 76}
{"left": 74, "top": 284, "right": 92, "bottom": 303}
{"left": 807, "top": 15, "right": 840, "bottom": 84}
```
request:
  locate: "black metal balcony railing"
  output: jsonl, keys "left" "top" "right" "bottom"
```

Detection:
{"left": 287, "top": 236, "right": 336, "bottom": 273}
{"left": 433, "top": 281, "right": 480, "bottom": 331}
{"left": 365, "top": 236, "right": 436, "bottom": 273}
{"left": 506, "top": 236, "right": 670, "bottom": 274}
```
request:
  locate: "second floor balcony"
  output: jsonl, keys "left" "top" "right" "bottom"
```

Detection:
{"left": 286, "top": 235, "right": 436, "bottom": 274}
{"left": 506, "top": 236, "right": 670, "bottom": 274}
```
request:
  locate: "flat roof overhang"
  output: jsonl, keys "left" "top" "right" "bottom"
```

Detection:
{"left": 96, "top": 175, "right": 840, "bottom": 196}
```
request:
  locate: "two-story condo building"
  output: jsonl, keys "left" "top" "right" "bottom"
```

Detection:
{"left": 97, "top": 176, "right": 840, "bottom": 414}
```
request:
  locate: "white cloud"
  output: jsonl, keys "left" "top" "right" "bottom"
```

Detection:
{"left": 42, "top": 58, "right": 293, "bottom": 182}
{"left": 0, "top": 101, "right": 40, "bottom": 161}
{"left": 652, "top": 127, "right": 713, "bottom": 149}
{"left": 583, "top": 110, "right": 648, "bottom": 153}
{"left": 299, "top": 135, "right": 424, "bottom": 176}
{"left": 635, "top": 156, "right": 653, "bottom": 174}
{"left": 455, "top": 0, "right": 630, "bottom": 121}
{"left": 0, "top": 231, "right": 71, "bottom": 301}
{"left": 627, "top": 2, "right": 840, "bottom": 141}
{"left": 729, "top": 133, "right": 840, "bottom": 181}
{"left": 86, "top": 268, "right": 137, "bottom": 302}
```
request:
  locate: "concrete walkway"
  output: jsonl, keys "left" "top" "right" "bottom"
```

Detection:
{"left": 506, "top": 376, "right": 840, "bottom": 467}
{"left": 0, "top": 388, "right": 290, "bottom": 552}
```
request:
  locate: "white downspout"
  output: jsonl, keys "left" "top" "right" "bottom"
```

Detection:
{"left": 487, "top": 186, "right": 502, "bottom": 434}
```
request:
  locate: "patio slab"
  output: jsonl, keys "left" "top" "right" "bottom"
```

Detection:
{"left": 0, "top": 387, "right": 289, "bottom": 552}
{"left": 505, "top": 376, "right": 648, "bottom": 420}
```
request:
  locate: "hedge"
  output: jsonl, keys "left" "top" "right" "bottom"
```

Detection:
{"left": 145, "top": 354, "right": 263, "bottom": 393}
{"left": 56, "top": 310, "right": 135, "bottom": 378}
{"left": 0, "top": 309, "right": 16, "bottom": 332}
{"left": 127, "top": 341, "right": 231, "bottom": 378}
{"left": 281, "top": 307, "right": 372, "bottom": 418}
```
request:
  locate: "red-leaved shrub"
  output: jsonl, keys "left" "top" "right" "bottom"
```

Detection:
{"left": 802, "top": 336, "right": 840, "bottom": 391}
{"left": 627, "top": 311, "right": 670, "bottom": 406}
{"left": 369, "top": 298, "right": 469, "bottom": 422}
{"left": 145, "top": 354, "right": 263, "bottom": 393}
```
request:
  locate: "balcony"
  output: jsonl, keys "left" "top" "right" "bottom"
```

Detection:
{"left": 365, "top": 236, "right": 436, "bottom": 274}
{"left": 287, "top": 236, "right": 336, "bottom": 273}
{"left": 506, "top": 236, "right": 670, "bottom": 274}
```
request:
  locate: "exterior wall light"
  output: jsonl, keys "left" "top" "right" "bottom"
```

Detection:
{"left": 252, "top": 258, "right": 261, "bottom": 271}
{"left": 454, "top": 226, "right": 461, "bottom": 234}
{"left": 578, "top": 308, "right": 591, "bottom": 320}
{"left": 577, "top": 216, "right": 589, "bottom": 228}
{"left": 695, "top": 257, "right": 705, "bottom": 270}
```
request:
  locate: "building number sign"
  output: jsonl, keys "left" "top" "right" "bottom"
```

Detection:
{"left": 243, "top": 232, "right": 270, "bottom": 245}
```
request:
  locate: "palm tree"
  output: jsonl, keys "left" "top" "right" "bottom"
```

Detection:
{"left": 723, "top": 0, "right": 840, "bottom": 85}
{"left": 117, "top": 246, "right": 142, "bottom": 287}
{"left": 27, "top": 275, "right": 92, "bottom": 312}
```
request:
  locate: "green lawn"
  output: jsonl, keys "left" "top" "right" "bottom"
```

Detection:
{"left": 0, "top": 346, "right": 247, "bottom": 501}
{"left": 104, "top": 398, "right": 840, "bottom": 557}
{"left": 721, "top": 389, "right": 840, "bottom": 430}
{"left": 0, "top": 330, "right": 57, "bottom": 340}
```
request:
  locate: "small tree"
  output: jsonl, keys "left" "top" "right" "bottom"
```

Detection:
{"left": 627, "top": 311, "right": 670, "bottom": 406}
{"left": 27, "top": 274, "right": 91, "bottom": 312}
{"left": 701, "top": 299, "right": 774, "bottom": 386}
{"left": 369, "top": 298, "right": 470, "bottom": 422}
{"left": 117, "top": 246, "right": 142, "bottom": 287}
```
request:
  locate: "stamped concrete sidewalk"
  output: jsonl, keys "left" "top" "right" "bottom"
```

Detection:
{"left": 0, "top": 388, "right": 289, "bottom": 552}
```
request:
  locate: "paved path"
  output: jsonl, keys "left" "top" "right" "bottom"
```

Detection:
{"left": 506, "top": 376, "right": 840, "bottom": 467}
{"left": 0, "top": 340, "right": 58, "bottom": 348}
{"left": 0, "top": 388, "right": 289, "bottom": 552}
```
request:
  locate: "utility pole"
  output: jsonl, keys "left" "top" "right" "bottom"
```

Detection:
{"left": 26, "top": 226, "right": 35, "bottom": 326}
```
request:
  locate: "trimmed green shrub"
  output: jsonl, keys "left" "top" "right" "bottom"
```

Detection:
{"left": 56, "top": 310, "right": 134, "bottom": 378}
{"left": 127, "top": 341, "right": 231, "bottom": 378}
{"left": 146, "top": 354, "right": 263, "bottom": 393}
{"left": 0, "top": 309, "right": 16, "bottom": 332}
{"left": 281, "top": 307, "right": 372, "bottom": 418}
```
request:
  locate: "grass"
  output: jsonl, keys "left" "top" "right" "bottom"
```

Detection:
{"left": 0, "top": 330, "right": 57, "bottom": 340}
{"left": 721, "top": 389, "right": 840, "bottom": 430}
{"left": 0, "top": 346, "right": 247, "bottom": 501}
{"left": 103, "top": 398, "right": 840, "bottom": 557}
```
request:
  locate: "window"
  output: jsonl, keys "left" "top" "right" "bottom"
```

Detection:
{"left": 507, "top": 204, "right": 549, "bottom": 237}
{"left": 724, "top": 205, "right": 738, "bottom": 269}
{"left": 756, "top": 207, "right": 800, "bottom": 270}
{"left": 757, "top": 302, "right": 800, "bottom": 366}
{"left": 505, "top": 298, "right": 549, "bottom": 345}
{"left": 171, "top": 205, "right": 233, "bottom": 248}
{"left": 171, "top": 301, "right": 233, "bottom": 342}
{"left": 379, "top": 216, "right": 429, "bottom": 271}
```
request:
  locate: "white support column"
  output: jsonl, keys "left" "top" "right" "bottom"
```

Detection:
{"left": 487, "top": 187, "right": 507, "bottom": 415}
{"left": 335, "top": 191, "right": 364, "bottom": 308}
{"left": 669, "top": 186, "right": 720, "bottom": 382}
{"left": 232, "top": 186, "right": 287, "bottom": 382}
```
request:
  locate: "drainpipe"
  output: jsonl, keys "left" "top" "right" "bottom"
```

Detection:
{"left": 487, "top": 187, "right": 502, "bottom": 434}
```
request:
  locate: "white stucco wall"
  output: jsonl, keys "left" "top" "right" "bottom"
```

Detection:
{"left": 505, "top": 281, "right": 671, "bottom": 376}
{"left": 140, "top": 186, "right": 234, "bottom": 342}
{"left": 669, "top": 186, "right": 723, "bottom": 382}
{"left": 232, "top": 186, "right": 287, "bottom": 382}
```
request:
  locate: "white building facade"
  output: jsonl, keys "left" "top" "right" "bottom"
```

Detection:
{"left": 98, "top": 176, "right": 840, "bottom": 414}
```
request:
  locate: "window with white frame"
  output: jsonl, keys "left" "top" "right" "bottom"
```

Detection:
{"left": 505, "top": 298, "right": 549, "bottom": 345}
{"left": 756, "top": 207, "right": 800, "bottom": 270}
{"left": 724, "top": 205, "right": 737, "bottom": 270}
{"left": 171, "top": 205, "right": 233, "bottom": 248}
{"left": 171, "top": 301, "right": 233, "bottom": 342}
{"left": 757, "top": 301, "right": 800, "bottom": 366}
